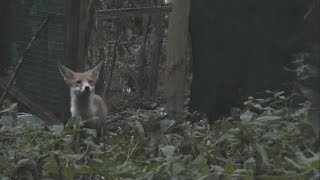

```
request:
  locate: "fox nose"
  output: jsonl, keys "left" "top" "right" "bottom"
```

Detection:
{"left": 84, "top": 86, "right": 90, "bottom": 91}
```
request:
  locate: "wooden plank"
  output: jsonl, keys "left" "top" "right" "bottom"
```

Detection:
{"left": 62, "top": 0, "right": 88, "bottom": 121}
{"left": 0, "top": 77, "right": 60, "bottom": 123}
{"left": 96, "top": 6, "right": 171, "bottom": 18}
{"left": 165, "top": 0, "right": 190, "bottom": 120}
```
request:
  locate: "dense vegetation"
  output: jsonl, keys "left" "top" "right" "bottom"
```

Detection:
{"left": 0, "top": 89, "right": 319, "bottom": 179}
{"left": 0, "top": 0, "right": 319, "bottom": 179}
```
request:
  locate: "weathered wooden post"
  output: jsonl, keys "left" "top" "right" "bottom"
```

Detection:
{"left": 62, "top": 0, "right": 89, "bottom": 121}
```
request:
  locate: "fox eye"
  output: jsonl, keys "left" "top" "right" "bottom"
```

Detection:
{"left": 88, "top": 80, "right": 93, "bottom": 84}
{"left": 76, "top": 80, "right": 82, "bottom": 84}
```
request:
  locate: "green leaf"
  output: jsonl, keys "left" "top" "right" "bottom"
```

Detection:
{"left": 162, "top": 145, "right": 175, "bottom": 157}
{"left": 50, "top": 123, "right": 64, "bottom": 135}
{"left": 244, "top": 157, "right": 256, "bottom": 170}
{"left": 262, "top": 132, "right": 281, "bottom": 141}
{"left": 16, "top": 158, "right": 30, "bottom": 167}
{"left": 63, "top": 167, "right": 75, "bottom": 180}
{"left": 274, "top": 91, "right": 285, "bottom": 97}
{"left": 197, "top": 175, "right": 219, "bottom": 180}
{"left": 83, "top": 128, "right": 97, "bottom": 137}
{"left": 252, "top": 103, "right": 263, "bottom": 110}
{"left": 255, "top": 116, "right": 281, "bottom": 123}
{"left": 172, "top": 162, "right": 185, "bottom": 175}
{"left": 284, "top": 157, "right": 302, "bottom": 170}
{"left": 191, "top": 156, "right": 210, "bottom": 175}
{"left": 210, "top": 165, "right": 224, "bottom": 173}
{"left": 92, "top": 158, "right": 103, "bottom": 164}
{"left": 310, "top": 160, "right": 320, "bottom": 169}
{"left": 256, "top": 143, "right": 269, "bottom": 166}
{"left": 233, "top": 168, "right": 248, "bottom": 174}
{"left": 214, "top": 133, "right": 236, "bottom": 145}
{"left": 224, "top": 162, "right": 235, "bottom": 175}
{"left": 73, "top": 165, "right": 95, "bottom": 174}
{"left": 0, "top": 103, "right": 17, "bottom": 114}
{"left": 66, "top": 154, "right": 84, "bottom": 161}
{"left": 160, "top": 119, "right": 176, "bottom": 132}
{"left": 43, "top": 160, "right": 58, "bottom": 175}
{"left": 135, "top": 120, "right": 145, "bottom": 138}
{"left": 143, "top": 171, "right": 155, "bottom": 180}
{"left": 240, "top": 110, "right": 253, "bottom": 122}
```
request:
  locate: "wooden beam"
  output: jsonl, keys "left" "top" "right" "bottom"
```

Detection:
{"left": 0, "top": 77, "right": 60, "bottom": 123}
{"left": 64, "top": 0, "right": 87, "bottom": 72}
{"left": 63, "top": 0, "right": 89, "bottom": 121}
{"left": 96, "top": 6, "right": 171, "bottom": 18}
{"left": 165, "top": 0, "right": 190, "bottom": 120}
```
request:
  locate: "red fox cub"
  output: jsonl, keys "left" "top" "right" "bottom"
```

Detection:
{"left": 58, "top": 62, "right": 108, "bottom": 136}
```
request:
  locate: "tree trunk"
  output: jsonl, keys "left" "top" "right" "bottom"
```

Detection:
{"left": 149, "top": 0, "right": 164, "bottom": 96}
{"left": 165, "top": 0, "right": 190, "bottom": 120}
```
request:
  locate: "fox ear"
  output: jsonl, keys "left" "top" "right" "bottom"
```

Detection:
{"left": 58, "top": 63, "right": 75, "bottom": 80}
{"left": 88, "top": 61, "right": 103, "bottom": 80}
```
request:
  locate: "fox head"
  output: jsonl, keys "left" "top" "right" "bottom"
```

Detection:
{"left": 58, "top": 62, "right": 103, "bottom": 95}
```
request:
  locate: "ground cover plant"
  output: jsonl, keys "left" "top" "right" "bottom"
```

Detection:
{"left": 0, "top": 90, "right": 319, "bottom": 180}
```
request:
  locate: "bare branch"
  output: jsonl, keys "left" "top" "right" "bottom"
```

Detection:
{"left": 96, "top": 6, "right": 171, "bottom": 18}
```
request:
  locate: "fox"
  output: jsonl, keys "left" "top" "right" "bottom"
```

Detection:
{"left": 58, "top": 62, "right": 108, "bottom": 137}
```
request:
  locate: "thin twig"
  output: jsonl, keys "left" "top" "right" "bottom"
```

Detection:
{"left": 137, "top": 16, "right": 151, "bottom": 98}
{"left": 0, "top": 77, "right": 60, "bottom": 122}
{"left": 0, "top": 16, "right": 50, "bottom": 105}
{"left": 96, "top": 6, "right": 172, "bottom": 18}
{"left": 84, "top": 0, "right": 99, "bottom": 59}
{"left": 104, "top": 30, "right": 119, "bottom": 98}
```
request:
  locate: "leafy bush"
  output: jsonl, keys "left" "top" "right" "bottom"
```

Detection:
{"left": 0, "top": 92, "right": 319, "bottom": 179}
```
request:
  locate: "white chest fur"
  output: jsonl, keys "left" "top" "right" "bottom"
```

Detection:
{"left": 70, "top": 91, "right": 97, "bottom": 119}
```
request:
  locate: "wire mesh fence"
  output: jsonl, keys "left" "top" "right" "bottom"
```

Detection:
{"left": 8, "top": 0, "right": 65, "bottom": 116}
{"left": 4, "top": 0, "right": 172, "bottom": 117}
